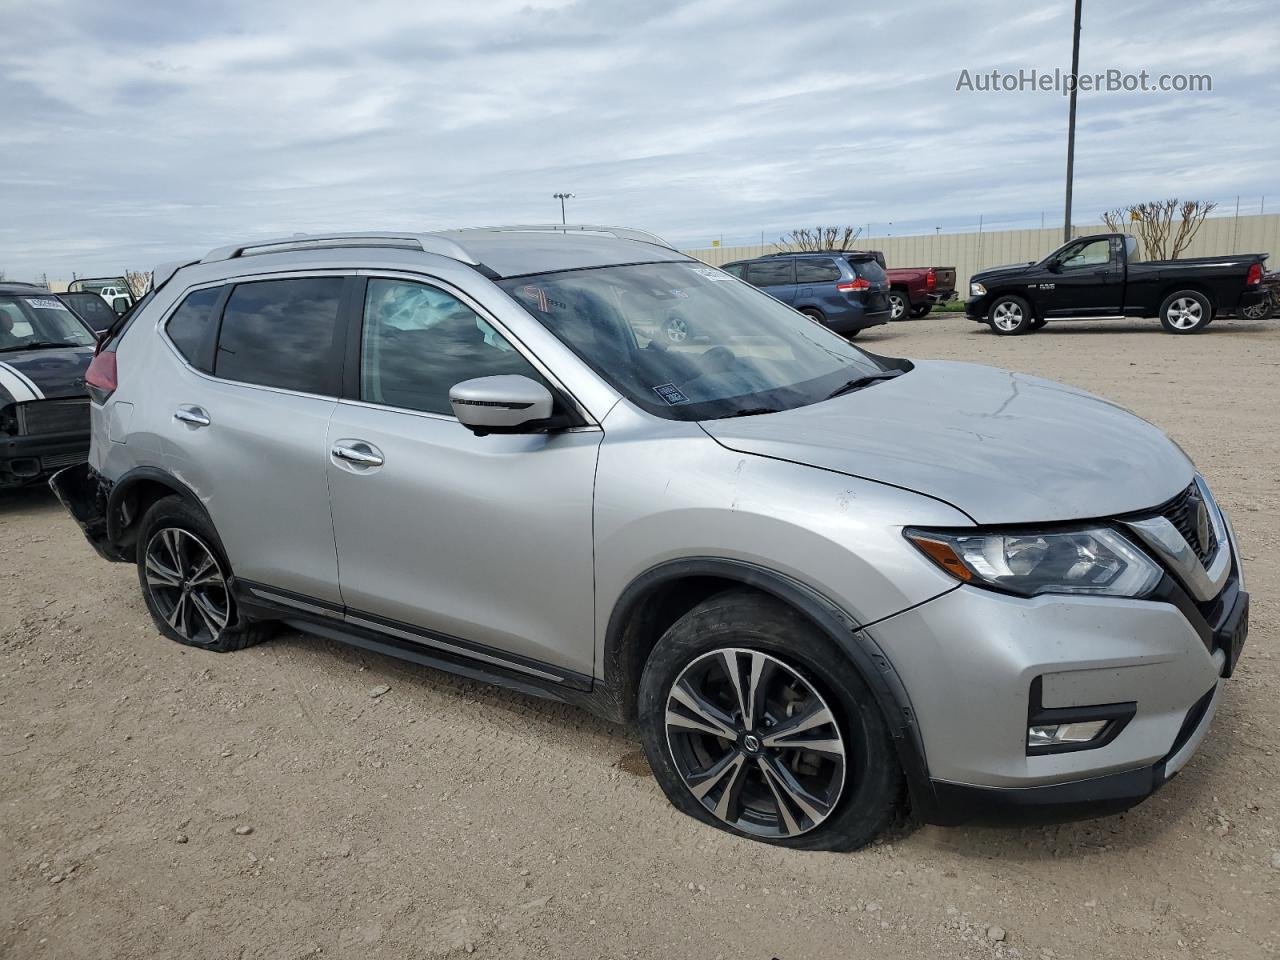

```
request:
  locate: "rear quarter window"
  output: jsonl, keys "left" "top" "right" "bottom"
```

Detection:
{"left": 165, "top": 287, "right": 223, "bottom": 371}
{"left": 214, "top": 277, "right": 345, "bottom": 395}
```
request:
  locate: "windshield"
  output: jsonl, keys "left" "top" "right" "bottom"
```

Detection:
{"left": 497, "top": 261, "right": 897, "bottom": 421}
{"left": 0, "top": 296, "right": 96, "bottom": 350}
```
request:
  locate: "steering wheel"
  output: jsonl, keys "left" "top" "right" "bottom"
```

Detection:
{"left": 701, "top": 345, "right": 737, "bottom": 373}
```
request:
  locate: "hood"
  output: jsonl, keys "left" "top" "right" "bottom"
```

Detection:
{"left": 0, "top": 346, "right": 94, "bottom": 405}
{"left": 701, "top": 360, "right": 1193, "bottom": 524}
{"left": 971, "top": 261, "right": 1037, "bottom": 284}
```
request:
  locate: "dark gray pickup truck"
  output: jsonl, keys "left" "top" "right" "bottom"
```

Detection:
{"left": 965, "top": 233, "right": 1269, "bottom": 335}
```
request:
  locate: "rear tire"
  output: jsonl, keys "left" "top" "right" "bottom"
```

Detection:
{"left": 136, "top": 496, "right": 275, "bottom": 652}
{"left": 989, "top": 295, "right": 1033, "bottom": 335}
{"left": 638, "top": 589, "right": 903, "bottom": 851}
{"left": 1159, "top": 290, "right": 1213, "bottom": 334}
{"left": 909, "top": 304, "right": 932, "bottom": 318}
{"left": 888, "top": 290, "right": 910, "bottom": 321}
{"left": 799, "top": 307, "right": 826, "bottom": 325}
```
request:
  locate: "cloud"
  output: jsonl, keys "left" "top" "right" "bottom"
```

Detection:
{"left": 0, "top": 0, "right": 1276, "bottom": 278}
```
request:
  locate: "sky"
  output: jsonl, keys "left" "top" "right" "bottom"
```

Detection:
{"left": 1, "top": 0, "right": 1277, "bottom": 279}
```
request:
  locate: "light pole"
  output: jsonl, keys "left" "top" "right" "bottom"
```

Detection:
{"left": 553, "top": 192, "right": 574, "bottom": 225}
{"left": 1063, "top": 0, "right": 1083, "bottom": 243}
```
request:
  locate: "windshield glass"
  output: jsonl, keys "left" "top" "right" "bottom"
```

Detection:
{"left": 0, "top": 296, "right": 96, "bottom": 349}
{"left": 497, "top": 261, "right": 896, "bottom": 421}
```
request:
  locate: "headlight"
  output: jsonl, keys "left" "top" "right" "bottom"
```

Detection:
{"left": 905, "top": 527, "right": 1162, "bottom": 598}
{"left": 970, "top": 281, "right": 987, "bottom": 296}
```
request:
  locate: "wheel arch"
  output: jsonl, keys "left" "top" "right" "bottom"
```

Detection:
{"left": 1157, "top": 283, "right": 1216, "bottom": 314}
{"left": 601, "top": 556, "right": 932, "bottom": 804}
{"left": 105, "top": 466, "right": 216, "bottom": 561}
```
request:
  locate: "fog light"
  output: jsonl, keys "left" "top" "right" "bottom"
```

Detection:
{"left": 1027, "top": 720, "right": 1109, "bottom": 749}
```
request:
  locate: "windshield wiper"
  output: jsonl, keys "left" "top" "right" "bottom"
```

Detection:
{"left": 0, "top": 340, "right": 81, "bottom": 352}
{"left": 825, "top": 369, "right": 904, "bottom": 400}
{"left": 721, "top": 406, "right": 780, "bottom": 419}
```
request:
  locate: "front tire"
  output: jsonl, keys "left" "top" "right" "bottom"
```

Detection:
{"left": 1159, "top": 290, "right": 1213, "bottom": 334}
{"left": 989, "top": 294, "right": 1033, "bottom": 335}
{"left": 638, "top": 589, "right": 902, "bottom": 850}
{"left": 136, "top": 496, "right": 274, "bottom": 652}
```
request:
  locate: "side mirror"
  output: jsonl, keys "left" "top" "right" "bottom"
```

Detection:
{"left": 450, "top": 375, "right": 556, "bottom": 437}
{"left": 1046, "top": 259, "right": 1062, "bottom": 273}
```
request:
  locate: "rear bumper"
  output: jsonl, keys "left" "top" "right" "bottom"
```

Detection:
{"left": 48, "top": 462, "right": 125, "bottom": 561}
{"left": 827, "top": 308, "right": 890, "bottom": 334}
{"left": 927, "top": 290, "right": 957, "bottom": 304}
{"left": 1, "top": 431, "right": 89, "bottom": 486}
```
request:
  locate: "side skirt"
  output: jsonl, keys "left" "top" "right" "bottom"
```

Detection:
{"left": 232, "top": 579, "right": 612, "bottom": 716}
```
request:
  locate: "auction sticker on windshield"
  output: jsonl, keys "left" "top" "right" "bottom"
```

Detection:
{"left": 25, "top": 298, "right": 70, "bottom": 311}
{"left": 653, "top": 383, "right": 690, "bottom": 405}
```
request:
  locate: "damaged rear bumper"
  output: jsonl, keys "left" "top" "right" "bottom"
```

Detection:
{"left": 48, "top": 462, "right": 127, "bottom": 562}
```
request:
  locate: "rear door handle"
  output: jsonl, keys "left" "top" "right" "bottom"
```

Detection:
{"left": 331, "top": 441, "right": 384, "bottom": 468}
{"left": 174, "top": 405, "right": 211, "bottom": 427}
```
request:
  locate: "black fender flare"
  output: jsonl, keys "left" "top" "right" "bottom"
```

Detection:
{"left": 603, "top": 556, "right": 934, "bottom": 808}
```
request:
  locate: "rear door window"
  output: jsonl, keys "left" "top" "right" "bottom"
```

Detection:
{"left": 746, "top": 259, "right": 795, "bottom": 287}
{"left": 795, "top": 259, "right": 841, "bottom": 283}
{"left": 721, "top": 263, "right": 746, "bottom": 279}
{"left": 165, "top": 287, "right": 223, "bottom": 371}
{"left": 215, "top": 277, "right": 346, "bottom": 395}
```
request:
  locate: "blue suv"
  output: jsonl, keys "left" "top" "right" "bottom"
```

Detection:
{"left": 722, "top": 251, "right": 892, "bottom": 336}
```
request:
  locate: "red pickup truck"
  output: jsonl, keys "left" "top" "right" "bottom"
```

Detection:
{"left": 884, "top": 265, "right": 957, "bottom": 320}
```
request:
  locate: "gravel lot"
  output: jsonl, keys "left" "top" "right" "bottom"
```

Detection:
{"left": 3, "top": 314, "right": 1278, "bottom": 960}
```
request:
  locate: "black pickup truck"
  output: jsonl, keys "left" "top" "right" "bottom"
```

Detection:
{"left": 965, "top": 233, "right": 1269, "bottom": 335}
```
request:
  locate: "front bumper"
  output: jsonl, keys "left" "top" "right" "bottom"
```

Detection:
{"left": 964, "top": 294, "right": 991, "bottom": 321}
{"left": 867, "top": 559, "right": 1247, "bottom": 824}
{"left": 1, "top": 430, "right": 89, "bottom": 486}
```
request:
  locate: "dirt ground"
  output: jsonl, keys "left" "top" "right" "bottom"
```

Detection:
{"left": 3, "top": 314, "right": 1278, "bottom": 960}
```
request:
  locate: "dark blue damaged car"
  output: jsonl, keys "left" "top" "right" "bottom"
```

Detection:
{"left": 0, "top": 283, "right": 98, "bottom": 488}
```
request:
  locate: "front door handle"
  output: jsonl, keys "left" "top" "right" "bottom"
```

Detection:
{"left": 174, "top": 405, "right": 211, "bottom": 427}
{"left": 332, "top": 441, "right": 385, "bottom": 467}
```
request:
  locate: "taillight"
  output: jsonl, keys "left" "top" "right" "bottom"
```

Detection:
{"left": 926, "top": 268, "right": 937, "bottom": 291}
{"left": 1246, "top": 262, "right": 1263, "bottom": 286}
{"left": 85, "top": 351, "right": 118, "bottom": 403}
{"left": 837, "top": 278, "right": 871, "bottom": 292}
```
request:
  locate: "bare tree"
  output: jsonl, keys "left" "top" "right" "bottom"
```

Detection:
{"left": 1097, "top": 199, "right": 1218, "bottom": 260}
{"left": 779, "top": 225, "right": 863, "bottom": 252}
{"left": 124, "top": 269, "right": 153, "bottom": 299}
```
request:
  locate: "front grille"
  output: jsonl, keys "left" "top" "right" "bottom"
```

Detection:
{"left": 41, "top": 451, "right": 86, "bottom": 470}
{"left": 1161, "top": 483, "right": 1218, "bottom": 565}
{"left": 16, "top": 399, "right": 89, "bottom": 436}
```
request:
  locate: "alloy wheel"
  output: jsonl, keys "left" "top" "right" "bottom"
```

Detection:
{"left": 143, "top": 528, "right": 230, "bottom": 644}
{"left": 665, "top": 316, "right": 689, "bottom": 343}
{"left": 664, "top": 648, "right": 847, "bottom": 838}
{"left": 889, "top": 293, "right": 906, "bottom": 320}
{"left": 991, "top": 301, "right": 1024, "bottom": 331}
{"left": 1166, "top": 297, "right": 1204, "bottom": 330}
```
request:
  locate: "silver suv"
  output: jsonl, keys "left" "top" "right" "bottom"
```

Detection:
{"left": 52, "top": 226, "right": 1249, "bottom": 850}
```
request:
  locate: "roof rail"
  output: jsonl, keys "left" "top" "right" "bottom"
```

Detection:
{"left": 450, "top": 224, "right": 673, "bottom": 249}
{"left": 197, "top": 224, "right": 671, "bottom": 271}
{"left": 200, "top": 232, "right": 480, "bottom": 266}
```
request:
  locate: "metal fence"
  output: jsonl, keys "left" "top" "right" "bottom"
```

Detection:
{"left": 681, "top": 213, "right": 1280, "bottom": 289}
